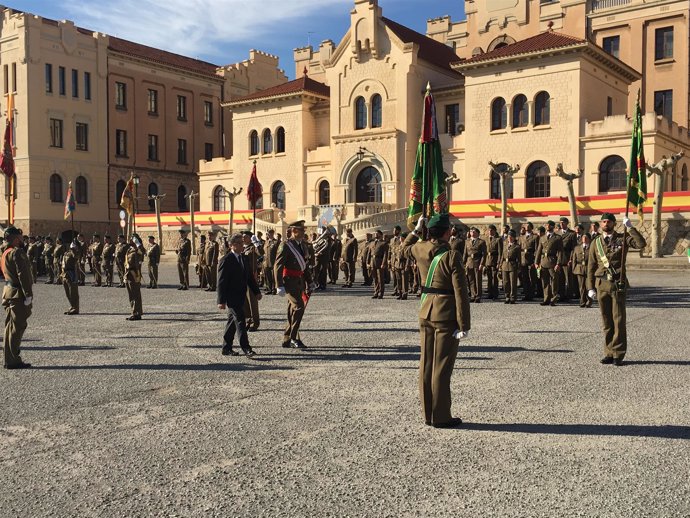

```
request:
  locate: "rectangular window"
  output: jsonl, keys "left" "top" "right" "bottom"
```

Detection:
{"left": 115, "top": 81, "right": 127, "bottom": 109}
{"left": 72, "top": 69, "right": 79, "bottom": 98}
{"left": 115, "top": 129, "right": 127, "bottom": 157}
{"left": 606, "top": 96, "right": 613, "bottom": 116}
{"left": 45, "top": 64, "right": 53, "bottom": 93}
{"left": 177, "top": 95, "right": 187, "bottom": 120}
{"left": 602, "top": 36, "right": 620, "bottom": 59}
{"left": 177, "top": 138, "right": 187, "bottom": 164}
{"left": 204, "top": 101, "right": 213, "bottom": 125}
{"left": 76, "top": 122, "right": 88, "bottom": 151}
{"left": 84, "top": 72, "right": 91, "bottom": 100}
{"left": 655, "top": 27, "right": 673, "bottom": 60}
{"left": 148, "top": 89, "right": 158, "bottom": 114}
{"left": 3, "top": 65, "right": 8, "bottom": 94}
{"left": 654, "top": 90, "right": 673, "bottom": 120}
{"left": 59, "top": 66, "right": 66, "bottom": 95}
{"left": 50, "top": 118, "right": 63, "bottom": 148}
{"left": 11, "top": 63, "right": 17, "bottom": 92}
{"left": 148, "top": 134, "right": 159, "bottom": 161}
{"left": 445, "top": 103, "right": 460, "bottom": 134}
{"left": 204, "top": 142, "right": 213, "bottom": 161}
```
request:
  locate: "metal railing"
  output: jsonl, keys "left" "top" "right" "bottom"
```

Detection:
{"left": 591, "top": 0, "right": 631, "bottom": 11}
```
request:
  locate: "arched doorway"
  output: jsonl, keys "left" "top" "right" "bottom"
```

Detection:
{"left": 355, "top": 166, "right": 382, "bottom": 203}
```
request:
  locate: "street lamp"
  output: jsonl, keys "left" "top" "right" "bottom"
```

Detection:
{"left": 356, "top": 146, "right": 369, "bottom": 162}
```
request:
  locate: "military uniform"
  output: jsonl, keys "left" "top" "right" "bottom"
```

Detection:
{"left": 61, "top": 245, "right": 80, "bottom": 314}
{"left": 176, "top": 232, "right": 192, "bottom": 289}
{"left": 361, "top": 237, "right": 373, "bottom": 286}
{"left": 328, "top": 237, "right": 342, "bottom": 285}
{"left": 125, "top": 238, "right": 145, "bottom": 320}
{"left": 26, "top": 239, "right": 39, "bottom": 282}
{"left": 485, "top": 232, "right": 503, "bottom": 299}
{"left": 263, "top": 235, "right": 279, "bottom": 294}
{"left": 42, "top": 241, "right": 55, "bottom": 284}
{"left": 53, "top": 241, "right": 66, "bottom": 284}
{"left": 204, "top": 236, "right": 219, "bottom": 291}
{"left": 391, "top": 236, "right": 409, "bottom": 299}
{"left": 500, "top": 237, "right": 521, "bottom": 303}
{"left": 147, "top": 239, "right": 161, "bottom": 289}
{"left": 519, "top": 231, "right": 539, "bottom": 300}
{"left": 535, "top": 230, "right": 564, "bottom": 305}
{"left": 559, "top": 226, "right": 578, "bottom": 300}
{"left": 243, "top": 237, "right": 260, "bottom": 330}
{"left": 115, "top": 238, "right": 129, "bottom": 287}
{"left": 342, "top": 234, "right": 358, "bottom": 287}
{"left": 90, "top": 236, "right": 104, "bottom": 286}
{"left": 462, "top": 235, "right": 486, "bottom": 302}
{"left": 197, "top": 237, "right": 207, "bottom": 289}
{"left": 571, "top": 242, "right": 591, "bottom": 307}
{"left": 369, "top": 234, "right": 389, "bottom": 299}
{"left": 314, "top": 234, "right": 331, "bottom": 290}
{"left": 77, "top": 238, "right": 87, "bottom": 285}
{"left": 102, "top": 239, "right": 115, "bottom": 287}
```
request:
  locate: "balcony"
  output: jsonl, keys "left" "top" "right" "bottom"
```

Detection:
{"left": 591, "top": 0, "right": 631, "bottom": 12}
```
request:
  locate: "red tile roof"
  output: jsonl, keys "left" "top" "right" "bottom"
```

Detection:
{"left": 382, "top": 17, "right": 460, "bottom": 73}
{"left": 227, "top": 75, "right": 330, "bottom": 105}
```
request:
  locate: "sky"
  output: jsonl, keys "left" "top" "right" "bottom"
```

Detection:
{"left": 10, "top": 0, "right": 465, "bottom": 78}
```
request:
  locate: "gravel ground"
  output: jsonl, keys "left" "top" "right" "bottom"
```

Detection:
{"left": 1, "top": 266, "right": 689, "bottom": 517}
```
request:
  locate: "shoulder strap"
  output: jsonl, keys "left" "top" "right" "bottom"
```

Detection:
{"left": 421, "top": 247, "right": 449, "bottom": 305}
{"left": 594, "top": 235, "right": 610, "bottom": 269}
{"left": 285, "top": 240, "right": 307, "bottom": 271}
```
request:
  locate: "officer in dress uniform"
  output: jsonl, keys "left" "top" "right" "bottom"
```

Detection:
{"left": 328, "top": 234, "right": 342, "bottom": 285}
{"left": 342, "top": 228, "right": 358, "bottom": 288}
{"left": 535, "top": 220, "right": 564, "bottom": 306}
{"left": 146, "top": 236, "right": 161, "bottom": 289}
{"left": 102, "top": 236, "right": 115, "bottom": 287}
{"left": 76, "top": 233, "right": 87, "bottom": 285}
{"left": 485, "top": 225, "right": 503, "bottom": 299}
{"left": 125, "top": 234, "right": 145, "bottom": 321}
{"left": 500, "top": 229, "right": 521, "bottom": 304}
{"left": 61, "top": 240, "right": 80, "bottom": 315}
{"left": 587, "top": 213, "right": 646, "bottom": 365}
{"left": 571, "top": 233, "right": 592, "bottom": 308}
{"left": 402, "top": 214, "right": 471, "bottom": 428}
{"left": 176, "top": 229, "right": 192, "bottom": 290}
{"left": 462, "top": 227, "right": 486, "bottom": 303}
{"left": 26, "top": 236, "right": 39, "bottom": 282}
{"left": 204, "top": 231, "right": 219, "bottom": 292}
{"left": 242, "top": 231, "right": 261, "bottom": 330}
{"left": 90, "top": 233, "right": 104, "bottom": 287}
{"left": 389, "top": 226, "right": 402, "bottom": 297}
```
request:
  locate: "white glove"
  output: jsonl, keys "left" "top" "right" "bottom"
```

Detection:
{"left": 588, "top": 289, "right": 596, "bottom": 299}
{"left": 622, "top": 217, "right": 633, "bottom": 229}
{"left": 276, "top": 287, "right": 286, "bottom": 297}
{"left": 251, "top": 235, "right": 262, "bottom": 247}
{"left": 24, "top": 296, "right": 32, "bottom": 306}
{"left": 453, "top": 330, "right": 469, "bottom": 340}
{"left": 414, "top": 217, "right": 427, "bottom": 233}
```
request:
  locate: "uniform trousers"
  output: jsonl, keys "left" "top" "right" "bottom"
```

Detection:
{"left": 283, "top": 277, "right": 306, "bottom": 341}
{"left": 540, "top": 267, "right": 559, "bottom": 303}
{"left": 205, "top": 264, "right": 217, "bottom": 290}
{"left": 126, "top": 279, "right": 143, "bottom": 317}
{"left": 116, "top": 260, "right": 126, "bottom": 286}
{"left": 328, "top": 260, "right": 339, "bottom": 284}
{"left": 63, "top": 279, "right": 80, "bottom": 312}
{"left": 419, "top": 319, "right": 459, "bottom": 425}
{"left": 485, "top": 264, "right": 499, "bottom": 298}
{"left": 178, "top": 261, "right": 189, "bottom": 288}
{"left": 264, "top": 265, "right": 275, "bottom": 293}
{"left": 2, "top": 299, "right": 31, "bottom": 368}
{"left": 103, "top": 263, "right": 114, "bottom": 286}
{"left": 245, "top": 290, "right": 260, "bottom": 329}
{"left": 92, "top": 260, "right": 103, "bottom": 285}
{"left": 466, "top": 267, "right": 482, "bottom": 300}
{"left": 45, "top": 264, "right": 55, "bottom": 283}
{"left": 503, "top": 269, "right": 518, "bottom": 302}
{"left": 576, "top": 274, "right": 588, "bottom": 306}
{"left": 373, "top": 267, "right": 386, "bottom": 297}
{"left": 344, "top": 261, "right": 356, "bottom": 286}
{"left": 361, "top": 260, "right": 371, "bottom": 285}
{"left": 596, "top": 278, "right": 627, "bottom": 359}
{"left": 148, "top": 263, "right": 159, "bottom": 288}
{"left": 224, "top": 305, "right": 250, "bottom": 351}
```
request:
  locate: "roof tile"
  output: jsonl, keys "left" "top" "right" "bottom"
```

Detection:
{"left": 229, "top": 75, "right": 330, "bottom": 105}
{"left": 382, "top": 17, "right": 460, "bottom": 73}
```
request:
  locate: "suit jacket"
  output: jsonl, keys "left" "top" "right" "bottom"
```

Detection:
{"left": 535, "top": 234, "right": 564, "bottom": 269}
{"left": 217, "top": 252, "right": 260, "bottom": 308}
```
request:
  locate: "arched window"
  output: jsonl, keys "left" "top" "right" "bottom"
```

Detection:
{"left": 526, "top": 161, "right": 551, "bottom": 198}
{"left": 249, "top": 130, "right": 259, "bottom": 156}
{"left": 682, "top": 164, "right": 689, "bottom": 191}
{"left": 355, "top": 96, "right": 367, "bottom": 130}
{"left": 262, "top": 129, "right": 272, "bottom": 154}
{"left": 371, "top": 94, "right": 382, "bottom": 128}
{"left": 512, "top": 94, "right": 528, "bottom": 128}
{"left": 598, "top": 155, "right": 627, "bottom": 193}
{"left": 147, "top": 182, "right": 158, "bottom": 210}
{"left": 318, "top": 180, "right": 330, "bottom": 205}
{"left": 271, "top": 181, "right": 286, "bottom": 210}
{"left": 50, "top": 173, "right": 63, "bottom": 202}
{"left": 75, "top": 175, "right": 88, "bottom": 204}
{"left": 489, "top": 164, "right": 514, "bottom": 200}
{"left": 355, "top": 166, "right": 382, "bottom": 203}
{"left": 534, "top": 91, "right": 550, "bottom": 126}
{"left": 213, "top": 185, "right": 226, "bottom": 212}
{"left": 177, "top": 185, "right": 188, "bottom": 211}
{"left": 276, "top": 127, "right": 286, "bottom": 153}
{"left": 115, "top": 180, "right": 126, "bottom": 205}
{"left": 491, "top": 98, "right": 507, "bottom": 131}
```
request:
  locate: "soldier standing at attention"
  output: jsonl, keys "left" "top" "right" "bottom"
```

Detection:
{"left": 146, "top": 236, "right": 161, "bottom": 289}
{"left": 102, "top": 235, "right": 115, "bottom": 287}
{"left": 342, "top": 228, "right": 358, "bottom": 288}
{"left": 361, "top": 233, "right": 373, "bottom": 286}
{"left": 242, "top": 231, "right": 261, "bottom": 331}
{"left": 500, "top": 230, "right": 521, "bottom": 304}
{"left": 204, "top": 231, "right": 219, "bottom": 292}
{"left": 389, "top": 226, "right": 402, "bottom": 297}
{"left": 275, "top": 221, "right": 314, "bottom": 349}
{"left": 263, "top": 229, "right": 278, "bottom": 295}
{"left": 462, "top": 227, "right": 486, "bottom": 303}
{"left": 558, "top": 217, "right": 578, "bottom": 301}
{"left": 197, "top": 234, "right": 207, "bottom": 289}
{"left": 42, "top": 237, "right": 55, "bottom": 284}
{"left": 115, "top": 234, "right": 128, "bottom": 288}
{"left": 571, "top": 233, "right": 592, "bottom": 308}
{"left": 519, "top": 222, "right": 539, "bottom": 301}
{"left": 176, "top": 229, "right": 192, "bottom": 290}
{"left": 328, "top": 234, "right": 342, "bottom": 285}
{"left": 587, "top": 213, "right": 645, "bottom": 365}
{"left": 314, "top": 229, "right": 331, "bottom": 291}
{"left": 90, "top": 233, "right": 104, "bottom": 287}
{"left": 2, "top": 227, "right": 34, "bottom": 369}
{"left": 26, "top": 235, "right": 39, "bottom": 282}
{"left": 449, "top": 225, "right": 465, "bottom": 254}
{"left": 535, "top": 220, "right": 564, "bottom": 306}
{"left": 485, "top": 225, "right": 503, "bottom": 300}
{"left": 370, "top": 229, "right": 389, "bottom": 299}
{"left": 402, "top": 215, "right": 471, "bottom": 428}
{"left": 61, "top": 240, "right": 80, "bottom": 315}
{"left": 53, "top": 238, "right": 65, "bottom": 285}
{"left": 125, "top": 234, "right": 145, "bottom": 321}
{"left": 76, "top": 233, "right": 87, "bottom": 286}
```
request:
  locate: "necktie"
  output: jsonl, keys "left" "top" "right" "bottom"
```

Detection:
{"left": 605, "top": 236, "right": 610, "bottom": 245}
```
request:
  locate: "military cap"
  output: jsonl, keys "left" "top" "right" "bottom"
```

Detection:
{"left": 375, "top": 228, "right": 383, "bottom": 234}
{"left": 179, "top": 229, "right": 189, "bottom": 235}
{"left": 576, "top": 224, "right": 584, "bottom": 231}
{"left": 600, "top": 212, "right": 616, "bottom": 222}
{"left": 242, "top": 230, "right": 254, "bottom": 237}
{"left": 131, "top": 233, "right": 141, "bottom": 241}
{"left": 118, "top": 234, "right": 125, "bottom": 239}
{"left": 488, "top": 224, "right": 497, "bottom": 231}
{"left": 546, "top": 220, "right": 556, "bottom": 227}
{"left": 45, "top": 236, "right": 53, "bottom": 242}
{"left": 3, "top": 226, "right": 21, "bottom": 240}
{"left": 559, "top": 216, "right": 569, "bottom": 223}
{"left": 93, "top": 233, "right": 100, "bottom": 237}
{"left": 288, "top": 220, "right": 306, "bottom": 229}
{"left": 148, "top": 235, "right": 156, "bottom": 240}
{"left": 401, "top": 232, "right": 409, "bottom": 238}
{"left": 104, "top": 235, "right": 111, "bottom": 239}
{"left": 470, "top": 227, "right": 479, "bottom": 233}
{"left": 428, "top": 213, "right": 450, "bottom": 229}
{"left": 508, "top": 229, "right": 517, "bottom": 238}
{"left": 394, "top": 225, "right": 401, "bottom": 231}
{"left": 538, "top": 226, "right": 546, "bottom": 232}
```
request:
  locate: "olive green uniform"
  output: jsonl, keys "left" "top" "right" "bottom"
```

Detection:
{"left": 571, "top": 243, "right": 591, "bottom": 306}
{"left": 485, "top": 235, "right": 503, "bottom": 299}
{"left": 275, "top": 238, "right": 313, "bottom": 343}
{"left": 61, "top": 249, "right": 80, "bottom": 313}
{"left": 42, "top": 243, "right": 55, "bottom": 283}
{"left": 26, "top": 242, "right": 39, "bottom": 282}
{"left": 147, "top": 242, "right": 161, "bottom": 288}
{"left": 328, "top": 238, "right": 342, "bottom": 284}
{"left": 462, "top": 237, "right": 486, "bottom": 301}
{"left": 499, "top": 241, "right": 521, "bottom": 303}
{"left": 115, "top": 242, "right": 129, "bottom": 287}
{"left": 90, "top": 241, "right": 104, "bottom": 286}
{"left": 518, "top": 233, "right": 539, "bottom": 300}
{"left": 176, "top": 237, "right": 192, "bottom": 288}
{"left": 2, "top": 246, "right": 34, "bottom": 368}
{"left": 53, "top": 244, "right": 65, "bottom": 283}
{"left": 102, "top": 243, "right": 115, "bottom": 287}
{"left": 342, "top": 236, "right": 358, "bottom": 287}
{"left": 535, "top": 234, "right": 564, "bottom": 304}
{"left": 369, "top": 238, "right": 389, "bottom": 298}
{"left": 197, "top": 240, "right": 207, "bottom": 288}
{"left": 559, "top": 228, "right": 578, "bottom": 300}
{"left": 204, "top": 239, "right": 219, "bottom": 291}
{"left": 125, "top": 246, "right": 144, "bottom": 318}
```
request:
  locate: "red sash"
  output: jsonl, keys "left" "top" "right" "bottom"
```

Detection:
{"left": 283, "top": 268, "right": 303, "bottom": 278}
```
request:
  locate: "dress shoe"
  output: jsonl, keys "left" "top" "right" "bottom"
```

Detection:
{"left": 600, "top": 356, "right": 614, "bottom": 365}
{"left": 579, "top": 303, "right": 586, "bottom": 308}
{"left": 371, "top": 295, "right": 378, "bottom": 299}
{"left": 550, "top": 301, "right": 557, "bottom": 306}
{"left": 247, "top": 327, "right": 258, "bottom": 333}
{"left": 281, "top": 340, "right": 292, "bottom": 348}
{"left": 5, "top": 362, "right": 32, "bottom": 370}
{"left": 504, "top": 300, "right": 510, "bottom": 304}
{"left": 290, "top": 339, "right": 306, "bottom": 349}
{"left": 585, "top": 300, "right": 593, "bottom": 308}
{"left": 181, "top": 287, "right": 188, "bottom": 291}
{"left": 432, "top": 417, "right": 463, "bottom": 429}
{"left": 613, "top": 358, "right": 625, "bottom": 366}
{"left": 222, "top": 347, "right": 239, "bottom": 356}
{"left": 400, "top": 294, "right": 407, "bottom": 300}
{"left": 540, "top": 301, "right": 549, "bottom": 306}
{"left": 509, "top": 300, "right": 516, "bottom": 304}
{"left": 243, "top": 348, "right": 256, "bottom": 358}
{"left": 377, "top": 295, "right": 384, "bottom": 299}
{"left": 126, "top": 315, "right": 142, "bottom": 321}
{"left": 64, "top": 309, "right": 79, "bottom": 315}
{"left": 177, "top": 286, "right": 184, "bottom": 290}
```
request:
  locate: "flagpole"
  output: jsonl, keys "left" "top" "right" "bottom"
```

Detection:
{"left": 252, "top": 159, "right": 257, "bottom": 236}
{"left": 620, "top": 89, "right": 641, "bottom": 286}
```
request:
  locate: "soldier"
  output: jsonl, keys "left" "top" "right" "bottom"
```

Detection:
{"left": 176, "top": 229, "right": 192, "bottom": 290}
{"left": 587, "top": 214, "right": 646, "bottom": 365}
{"left": 204, "top": 231, "right": 219, "bottom": 292}
{"left": 275, "top": 220, "right": 314, "bottom": 349}
{"left": 115, "top": 234, "right": 129, "bottom": 288}
{"left": 35, "top": 237, "right": 45, "bottom": 277}
{"left": 42, "top": 237, "right": 55, "bottom": 284}
{"left": 263, "top": 229, "right": 278, "bottom": 295}
{"left": 125, "top": 234, "right": 145, "bottom": 320}
{"left": 402, "top": 214, "right": 471, "bottom": 428}
{"left": 342, "top": 228, "right": 358, "bottom": 288}
{"left": 242, "top": 231, "right": 260, "bottom": 331}
{"left": 485, "top": 224, "right": 503, "bottom": 300}
{"left": 571, "top": 233, "right": 592, "bottom": 308}
{"left": 102, "top": 235, "right": 115, "bottom": 287}
{"left": 314, "top": 228, "right": 331, "bottom": 291}
{"left": 328, "top": 234, "right": 342, "bottom": 285}
{"left": 90, "top": 233, "right": 104, "bottom": 287}
{"left": 2, "top": 227, "right": 34, "bottom": 369}
{"left": 519, "top": 222, "right": 539, "bottom": 301}
{"left": 197, "top": 234, "right": 207, "bottom": 289}
{"left": 370, "top": 229, "right": 389, "bottom": 299}
{"left": 26, "top": 235, "right": 39, "bottom": 282}
{"left": 61, "top": 240, "right": 80, "bottom": 315}
{"left": 389, "top": 226, "right": 402, "bottom": 297}
{"left": 500, "top": 229, "right": 521, "bottom": 304}
{"left": 590, "top": 221, "right": 601, "bottom": 240}
{"left": 558, "top": 217, "right": 578, "bottom": 301}
{"left": 76, "top": 233, "right": 87, "bottom": 285}
{"left": 361, "top": 233, "right": 373, "bottom": 286}
{"left": 53, "top": 238, "right": 65, "bottom": 285}
{"left": 462, "top": 227, "right": 486, "bottom": 303}
{"left": 146, "top": 236, "right": 161, "bottom": 289}
{"left": 449, "top": 225, "right": 465, "bottom": 254}
{"left": 535, "top": 220, "right": 564, "bottom": 306}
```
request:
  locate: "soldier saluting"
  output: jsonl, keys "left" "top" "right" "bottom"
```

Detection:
{"left": 125, "top": 234, "right": 145, "bottom": 321}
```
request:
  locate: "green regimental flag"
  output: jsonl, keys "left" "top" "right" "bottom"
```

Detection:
{"left": 627, "top": 93, "right": 647, "bottom": 220}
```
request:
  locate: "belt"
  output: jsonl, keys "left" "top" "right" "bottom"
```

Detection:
{"left": 283, "top": 268, "right": 304, "bottom": 278}
{"left": 421, "top": 287, "right": 454, "bottom": 295}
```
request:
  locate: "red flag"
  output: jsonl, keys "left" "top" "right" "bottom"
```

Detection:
{"left": 0, "top": 121, "right": 14, "bottom": 179}
{"left": 246, "top": 163, "right": 263, "bottom": 209}
{"left": 120, "top": 175, "right": 135, "bottom": 216}
{"left": 64, "top": 181, "right": 76, "bottom": 220}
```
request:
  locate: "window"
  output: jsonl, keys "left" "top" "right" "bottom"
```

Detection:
{"left": 654, "top": 90, "right": 673, "bottom": 120}
{"left": 50, "top": 119, "right": 63, "bottom": 148}
{"left": 262, "top": 129, "right": 272, "bottom": 154}
{"left": 178, "top": 185, "right": 188, "bottom": 211}
{"left": 271, "top": 181, "right": 286, "bottom": 210}
{"left": 607, "top": 96, "right": 613, "bottom": 116}
{"left": 526, "top": 161, "right": 551, "bottom": 198}
{"left": 76, "top": 122, "right": 88, "bottom": 151}
{"left": 355, "top": 166, "right": 382, "bottom": 203}
{"left": 115, "top": 81, "right": 126, "bottom": 109}
{"left": 177, "top": 95, "right": 187, "bottom": 120}
{"left": 75, "top": 175, "right": 88, "bottom": 204}
{"left": 84, "top": 72, "right": 91, "bottom": 100}
{"left": 115, "top": 129, "right": 127, "bottom": 157}
{"left": 148, "top": 182, "right": 158, "bottom": 210}
{"left": 598, "top": 155, "right": 627, "bottom": 192}
{"left": 147, "top": 134, "right": 159, "bottom": 161}
{"left": 59, "top": 66, "right": 66, "bottom": 96}
{"left": 115, "top": 180, "right": 126, "bottom": 205}
{"left": 491, "top": 98, "right": 507, "bottom": 131}
{"left": 72, "top": 69, "right": 78, "bottom": 98}
{"left": 489, "top": 163, "right": 514, "bottom": 200}
{"left": 655, "top": 27, "right": 673, "bottom": 60}
{"left": 512, "top": 94, "right": 528, "bottom": 128}
{"left": 318, "top": 180, "right": 330, "bottom": 205}
{"left": 204, "top": 101, "right": 213, "bottom": 125}
{"left": 148, "top": 89, "right": 158, "bottom": 114}
{"left": 371, "top": 94, "right": 382, "bottom": 128}
{"left": 177, "top": 139, "right": 187, "bottom": 164}
{"left": 49, "top": 174, "right": 63, "bottom": 202}
{"left": 249, "top": 130, "right": 259, "bottom": 156}
{"left": 534, "top": 92, "right": 550, "bottom": 126}
{"left": 603, "top": 36, "right": 620, "bottom": 59}
{"left": 204, "top": 143, "right": 213, "bottom": 161}
{"left": 276, "top": 127, "right": 286, "bottom": 153}
{"left": 682, "top": 164, "right": 689, "bottom": 191}
{"left": 355, "top": 96, "right": 367, "bottom": 130}
{"left": 45, "top": 64, "right": 53, "bottom": 93}
{"left": 445, "top": 103, "right": 460, "bottom": 134}
{"left": 213, "top": 186, "right": 226, "bottom": 212}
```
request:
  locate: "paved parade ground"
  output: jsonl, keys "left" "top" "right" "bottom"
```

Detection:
{"left": 1, "top": 265, "right": 689, "bottom": 517}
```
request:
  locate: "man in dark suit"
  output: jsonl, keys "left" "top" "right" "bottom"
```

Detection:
{"left": 217, "top": 233, "right": 262, "bottom": 357}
